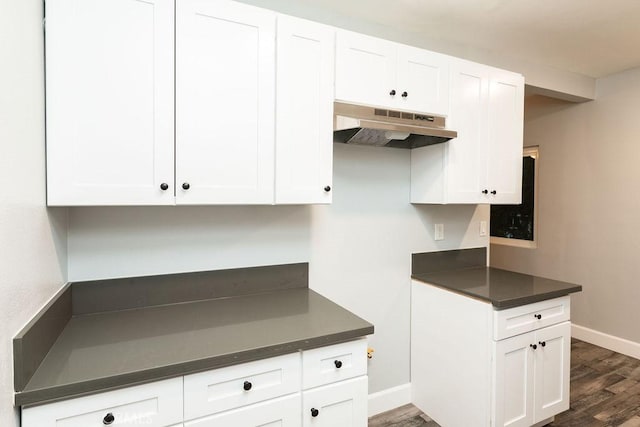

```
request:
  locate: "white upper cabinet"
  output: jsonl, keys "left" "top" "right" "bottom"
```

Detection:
{"left": 396, "top": 45, "right": 450, "bottom": 115}
{"left": 335, "top": 31, "right": 449, "bottom": 115}
{"left": 176, "top": 0, "right": 276, "bottom": 205}
{"left": 411, "top": 59, "right": 524, "bottom": 204}
{"left": 335, "top": 31, "right": 397, "bottom": 110}
{"left": 275, "top": 15, "right": 334, "bottom": 204}
{"left": 45, "top": 0, "right": 175, "bottom": 206}
{"left": 485, "top": 69, "right": 525, "bottom": 205}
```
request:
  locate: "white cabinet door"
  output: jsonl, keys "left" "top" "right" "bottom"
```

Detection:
{"left": 302, "top": 376, "right": 368, "bottom": 427}
{"left": 176, "top": 0, "right": 275, "bottom": 204}
{"left": 396, "top": 45, "right": 449, "bottom": 115}
{"left": 335, "top": 31, "right": 397, "bottom": 109}
{"left": 183, "top": 353, "right": 301, "bottom": 421}
{"left": 485, "top": 69, "right": 524, "bottom": 205}
{"left": 45, "top": 0, "right": 175, "bottom": 206}
{"left": 184, "top": 393, "right": 301, "bottom": 427}
{"left": 493, "top": 332, "right": 535, "bottom": 427}
{"left": 445, "top": 60, "right": 489, "bottom": 203}
{"left": 22, "top": 377, "right": 183, "bottom": 427}
{"left": 275, "top": 15, "right": 334, "bottom": 204}
{"left": 533, "top": 322, "right": 571, "bottom": 423}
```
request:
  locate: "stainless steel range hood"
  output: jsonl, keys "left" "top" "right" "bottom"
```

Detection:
{"left": 333, "top": 101, "right": 457, "bottom": 149}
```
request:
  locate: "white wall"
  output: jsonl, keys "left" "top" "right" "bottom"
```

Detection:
{"left": 0, "top": 1, "right": 68, "bottom": 425}
{"left": 491, "top": 67, "right": 640, "bottom": 345}
{"left": 68, "top": 143, "right": 490, "bottom": 393}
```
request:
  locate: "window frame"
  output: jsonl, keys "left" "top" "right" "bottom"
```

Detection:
{"left": 490, "top": 146, "right": 539, "bottom": 249}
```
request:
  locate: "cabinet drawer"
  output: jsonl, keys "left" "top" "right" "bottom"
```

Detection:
{"left": 302, "top": 376, "right": 368, "bottom": 427}
{"left": 493, "top": 296, "right": 570, "bottom": 341}
{"left": 302, "top": 339, "right": 367, "bottom": 389}
{"left": 184, "top": 393, "right": 301, "bottom": 427}
{"left": 21, "top": 377, "right": 183, "bottom": 427}
{"left": 183, "top": 352, "right": 301, "bottom": 421}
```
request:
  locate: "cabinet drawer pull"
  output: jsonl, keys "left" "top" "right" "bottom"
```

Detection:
{"left": 182, "top": 182, "right": 190, "bottom": 190}
{"left": 530, "top": 344, "right": 537, "bottom": 350}
{"left": 311, "top": 408, "right": 320, "bottom": 417}
{"left": 324, "top": 185, "right": 331, "bottom": 192}
{"left": 103, "top": 412, "right": 115, "bottom": 425}
{"left": 160, "top": 183, "right": 169, "bottom": 191}
{"left": 334, "top": 360, "right": 343, "bottom": 369}
{"left": 490, "top": 190, "right": 497, "bottom": 195}
{"left": 482, "top": 189, "right": 488, "bottom": 194}
{"left": 389, "top": 89, "right": 396, "bottom": 96}
{"left": 401, "top": 91, "right": 408, "bottom": 98}
{"left": 539, "top": 341, "right": 546, "bottom": 347}
{"left": 243, "top": 381, "right": 252, "bottom": 391}
{"left": 534, "top": 314, "right": 542, "bottom": 320}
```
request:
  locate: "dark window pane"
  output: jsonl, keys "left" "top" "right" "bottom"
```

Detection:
{"left": 490, "top": 155, "right": 535, "bottom": 240}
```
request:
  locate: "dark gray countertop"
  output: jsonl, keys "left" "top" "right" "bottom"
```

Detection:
{"left": 15, "top": 286, "right": 373, "bottom": 407}
{"left": 412, "top": 267, "right": 582, "bottom": 309}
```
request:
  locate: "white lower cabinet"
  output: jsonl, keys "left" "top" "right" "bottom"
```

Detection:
{"left": 21, "top": 340, "right": 368, "bottom": 427}
{"left": 411, "top": 281, "right": 572, "bottom": 427}
{"left": 302, "top": 376, "right": 368, "bottom": 427}
{"left": 184, "top": 393, "right": 301, "bottom": 427}
{"left": 493, "top": 322, "right": 571, "bottom": 427}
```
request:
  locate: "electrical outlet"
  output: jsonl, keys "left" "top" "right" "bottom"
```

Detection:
{"left": 480, "top": 221, "right": 487, "bottom": 237}
{"left": 434, "top": 224, "right": 444, "bottom": 241}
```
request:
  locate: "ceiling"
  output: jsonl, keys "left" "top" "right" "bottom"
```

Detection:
{"left": 303, "top": 0, "right": 640, "bottom": 78}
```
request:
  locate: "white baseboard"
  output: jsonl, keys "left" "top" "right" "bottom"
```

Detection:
{"left": 572, "top": 324, "right": 640, "bottom": 359}
{"left": 368, "top": 383, "right": 412, "bottom": 417}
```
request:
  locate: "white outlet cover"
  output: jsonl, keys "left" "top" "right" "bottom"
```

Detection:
{"left": 434, "top": 224, "right": 444, "bottom": 241}
{"left": 480, "top": 221, "right": 487, "bottom": 237}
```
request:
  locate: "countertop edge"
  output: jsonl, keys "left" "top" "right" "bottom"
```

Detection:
{"left": 16, "top": 325, "right": 374, "bottom": 407}
{"left": 411, "top": 273, "right": 583, "bottom": 309}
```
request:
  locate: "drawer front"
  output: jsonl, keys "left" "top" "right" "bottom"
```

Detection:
{"left": 184, "top": 393, "right": 301, "bottom": 427}
{"left": 302, "top": 376, "right": 368, "bottom": 427}
{"left": 494, "top": 296, "right": 570, "bottom": 341}
{"left": 22, "top": 377, "right": 183, "bottom": 427}
{"left": 302, "top": 339, "right": 367, "bottom": 390}
{"left": 183, "top": 352, "right": 301, "bottom": 421}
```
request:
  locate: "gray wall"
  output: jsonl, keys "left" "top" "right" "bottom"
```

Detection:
{"left": 491, "top": 67, "right": 640, "bottom": 344}
{"left": 68, "top": 143, "right": 490, "bottom": 393}
{"left": 0, "top": 1, "right": 68, "bottom": 425}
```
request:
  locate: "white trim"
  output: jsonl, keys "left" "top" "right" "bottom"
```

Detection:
{"left": 490, "top": 145, "right": 539, "bottom": 249}
{"left": 572, "top": 324, "right": 640, "bottom": 360}
{"left": 491, "top": 236, "right": 537, "bottom": 249}
{"left": 368, "top": 383, "right": 412, "bottom": 417}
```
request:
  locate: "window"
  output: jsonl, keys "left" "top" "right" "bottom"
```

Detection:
{"left": 490, "top": 146, "right": 539, "bottom": 248}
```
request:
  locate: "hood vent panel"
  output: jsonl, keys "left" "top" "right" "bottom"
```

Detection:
{"left": 333, "top": 102, "right": 457, "bottom": 149}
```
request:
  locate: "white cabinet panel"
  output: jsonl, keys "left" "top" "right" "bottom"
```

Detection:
{"left": 335, "top": 31, "right": 397, "bottom": 109}
{"left": 493, "top": 332, "right": 535, "bottom": 427}
{"left": 184, "top": 393, "right": 301, "bottom": 427}
{"left": 176, "top": 0, "right": 275, "bottom": 204}
{"left": 183, "top": 353, "right": 300, "bottom": 421}
{"left": 485, "top": 70, "right": 525, "bottom": 204}
{"left": 45, "top": 0, "right": 175, "bottom": 206}
{"left": 302, "top": 339, "right": 367, "bottom": 389}
{"left": 493, "top": 296, "right": 570, "bottom": 341}
{"left": 22, "top": 377, "right": 183, "bottom": 427}
{"left": 275, "top": 15, "right": 334, "bottom": 204}
{"left": 445, "top": 61, "right": 488, "bottom": 203}
{"left": 534, "top": 322, "right": 571, "bottom": 422}
{"left": 302, "top": 376, "right": 368, "bottom": 427}
{"left": 396, "top": 45, "right": 450, "bottom": 115}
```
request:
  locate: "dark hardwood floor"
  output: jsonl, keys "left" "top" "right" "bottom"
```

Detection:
{"left": 369, "top": 339, "right": 640, "bottom": 427}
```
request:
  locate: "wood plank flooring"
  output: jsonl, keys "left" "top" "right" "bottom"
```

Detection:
{"left": 369, "top": 339, "right": 640, "bottom": 426}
